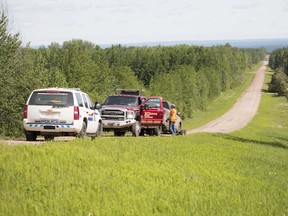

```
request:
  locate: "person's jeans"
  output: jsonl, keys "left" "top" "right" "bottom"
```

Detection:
{"left": 170, "top": 121, "right": 176, "bottom": 135}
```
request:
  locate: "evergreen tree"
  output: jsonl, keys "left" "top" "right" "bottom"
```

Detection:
{"left": 0, "top": 9, "right": 36, "bottom": 135}
{"left": 269, "top": 71, "right": 288, "bottom": 96}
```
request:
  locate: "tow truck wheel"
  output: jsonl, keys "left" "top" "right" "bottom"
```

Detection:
{"left": 148, "top": 129, "right": 154, "bottom": 136}
{"left": 154, "top": 126, "right": 162, "bottom": 136}
{"left": 139, "top": 130, "right": 145, "bottom": 136}
{"left": 132, "top": 121, "right": 141, "bottom": 137}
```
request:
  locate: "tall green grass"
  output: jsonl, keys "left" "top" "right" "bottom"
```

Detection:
{"left": 0, "top": 65, "right": 287, "bottom": 215}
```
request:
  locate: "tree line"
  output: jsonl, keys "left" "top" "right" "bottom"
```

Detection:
{"left": 268, "top": 48, "right": 288, "bottom": 96}
{"left": 0, "top": 10, "right": 266, "bottom": 136}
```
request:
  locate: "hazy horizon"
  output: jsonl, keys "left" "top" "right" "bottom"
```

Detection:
{"left": 7, "top": 0, "right": 288, "bottom": 47}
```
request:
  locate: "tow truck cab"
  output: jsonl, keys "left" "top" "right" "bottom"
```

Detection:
{"left": 140, "top": 96, "right": 184, "bottom": 136}
{"left": 140, "top": 96, "right": 165, "bottom": 136}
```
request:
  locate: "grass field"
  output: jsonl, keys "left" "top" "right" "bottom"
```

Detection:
{"left": 0, "top": 65, "right": 287, "bottom": 215}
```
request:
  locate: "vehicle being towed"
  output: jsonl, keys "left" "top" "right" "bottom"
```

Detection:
{"left": 98, "top": 90, "right": 146, "bottom": 136}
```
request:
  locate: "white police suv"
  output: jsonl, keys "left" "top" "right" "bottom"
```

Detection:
{"left": 23, "top": 88, "right": 102, "bottom": 141}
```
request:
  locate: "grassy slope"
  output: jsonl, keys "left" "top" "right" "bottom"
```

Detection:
{"left": 0, "top": 65, "right": 287, "bottom": 215}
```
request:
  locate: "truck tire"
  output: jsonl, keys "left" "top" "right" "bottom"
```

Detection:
{"left": 148, "top": 129, "right": 154, "bottom": 136}
{"left": 25, "top": 132, "right": 37, "bottom": 141}
{"left": 154, "top": 126, "right": 162, "bottom": 136}
{"left": 132, "top": 121, "right": 141, "bottom": 137}
{"left": 139, "top": 130, "right": 145, "bottom": 136}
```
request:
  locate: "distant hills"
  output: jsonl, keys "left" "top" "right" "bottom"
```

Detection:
{"left": 102, "top": 38, "right": 288, "bottom": 52}
{"left": 32, "top": 38, "right": 288, "bottom": 52}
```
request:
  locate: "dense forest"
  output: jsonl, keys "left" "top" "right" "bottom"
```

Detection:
{"left": 0, "top": 10, "right": 266, "bottom": 137}
{"left": 268, "top": 48, "right": 288, "bottom": 96}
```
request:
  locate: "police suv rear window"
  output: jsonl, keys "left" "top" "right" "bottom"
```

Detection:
{"left": 28, "top": 91, "right": 74, "bottom": 106}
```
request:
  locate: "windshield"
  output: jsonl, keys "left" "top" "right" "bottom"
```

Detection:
{"left": 104, "top": 96, "right": 138, "bottom": 106}
{"left": 144, "top": 98, "right": 161, "bottom": 108}
{"left": 28, "top": 91, "right": 74, "bottom": 106}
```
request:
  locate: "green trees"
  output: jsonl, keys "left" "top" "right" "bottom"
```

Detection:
{"left": 269, "top": 48, "right": 288, "bottom": 75}
{"left": 149, "top": 65, "right": 199, "bottom": 119}
{"left": 268, "top": 71, "right": 288, "bottom": 96}
{"left": 0, "top": 10, "right": 37, "bottom": 136}
{"left": 268, "top": 48, "right": 288, "bottom": 96}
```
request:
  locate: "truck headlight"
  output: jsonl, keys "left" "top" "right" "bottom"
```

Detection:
{"left": 127, "top": 110, "right": 134, "bottom": 119}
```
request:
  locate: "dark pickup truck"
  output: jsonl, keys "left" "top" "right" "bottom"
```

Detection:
{"left": 98, "top": 90, "right": 146, "bottom": 136}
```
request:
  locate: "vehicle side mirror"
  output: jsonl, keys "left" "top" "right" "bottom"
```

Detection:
{"left": 177, "top": 112, "right": 181, "bottom": 116}
{"left": 95, "top": 102, "right": 101, "bottom": 110}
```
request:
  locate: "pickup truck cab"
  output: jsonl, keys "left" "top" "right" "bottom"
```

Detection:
{"left": 99, "top": 90, "right": 146, "bottom": 136}
{"left": 140, "top": 96, "right": 183, "bottom": 136}
{"left": 23, "top": 88, "right": 102, "bottom": 141}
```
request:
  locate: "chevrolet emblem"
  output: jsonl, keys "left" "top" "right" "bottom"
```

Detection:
{"left": 47, "top": 109, "right": 53, "bottom": 114}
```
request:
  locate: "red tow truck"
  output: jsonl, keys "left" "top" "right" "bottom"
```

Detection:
{"left": 140, "top": 96, "right": 185, "bottom": 136}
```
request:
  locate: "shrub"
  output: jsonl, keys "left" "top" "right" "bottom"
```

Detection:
{"left": 268, "top": 70, "right": 288, "bottom": 96}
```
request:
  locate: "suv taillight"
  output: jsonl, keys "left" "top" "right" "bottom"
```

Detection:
{"left": 24, "top": 105, "right": 28, "bottom": 118}
{"left": 74, "top": 106, "right": 79, "bottom": 120}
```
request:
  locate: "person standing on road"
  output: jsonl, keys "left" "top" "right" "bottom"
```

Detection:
{"left": 169, "top": 104, "right": 177, "bottom": 135}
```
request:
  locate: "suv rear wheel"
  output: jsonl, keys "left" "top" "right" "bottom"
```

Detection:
{"left": 25, "top": 131, "right": 37, "bottom": 141}
{"left": 77, "top": 122, "right": 87, "bottom": 138}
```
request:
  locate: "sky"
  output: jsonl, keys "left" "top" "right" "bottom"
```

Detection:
{"left": 4, "top": 0, "right": 288, "bottom": 46}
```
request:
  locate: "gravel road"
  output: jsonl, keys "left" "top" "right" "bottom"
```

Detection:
{"left": 187, "top": 61, "right": 268, "bottom": 134}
